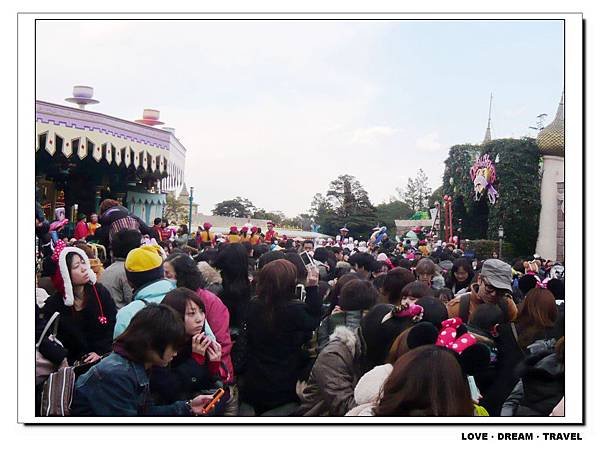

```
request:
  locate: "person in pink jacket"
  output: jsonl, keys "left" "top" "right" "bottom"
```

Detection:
{"left": 163, "top": 253, "right": 234, "bottom": 383}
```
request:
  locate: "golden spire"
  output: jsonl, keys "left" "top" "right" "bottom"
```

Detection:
{"left": 483, "top": 93, "right": 493, "bottom": 144}
{"left": 537, "top": 91, "right": 564, "bottom": 157}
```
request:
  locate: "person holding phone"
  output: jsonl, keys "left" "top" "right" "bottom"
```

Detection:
{"left": 149, "top": 288, "right": 229, "bottom": 415}
{"left": 241, "top": 260, "right": 322, "bottom": 415}
{"left": 71, "top": 303, "right": 214, "bottom": 416}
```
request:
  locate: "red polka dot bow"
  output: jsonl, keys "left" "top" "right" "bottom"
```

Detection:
{"left": 435, "top": 317, "right": 477, "bottom": 354}
{"left": 51, "top": 239, "right": 67, "bottom": 262}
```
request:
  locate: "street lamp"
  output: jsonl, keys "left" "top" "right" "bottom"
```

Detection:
{"left": 498, "top": 225, "right": 504, "bottom": 260}
{"left": 188, "top": 186, "right": 194, "bottom": 234}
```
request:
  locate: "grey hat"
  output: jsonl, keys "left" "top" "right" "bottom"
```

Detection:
{"left": 480, "top": 259, "right": 512, "bottom": 292}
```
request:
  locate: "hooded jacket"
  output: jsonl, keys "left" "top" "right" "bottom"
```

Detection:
{"left": 297, "top": 325, "right": 371, "bottom": 416}
{"left": 43, "top": 246, "right": 117, "bottom": 363}
{"left": 345, "top": 363, "right": 393, "bottom": 416}
{"left": 113, "top": 279, "right": 176, "bottom": 339}
{"left": 196, "top": 288, "right": 234, "bottom": 383}
{"left": 316, "top": 310, "right": 364, "bottom": 353}
{"left": 501, "top": 351, "right": 564, "bottom": 416}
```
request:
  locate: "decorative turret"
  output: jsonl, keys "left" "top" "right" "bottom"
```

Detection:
{"left": 65, "top": 85, "right": 99, "bottom": 110}
{"left": 482, "top": 93, "right": 493, "bottom": 144}
{"left": 178, "top": 182, "right": 189, "bottom": 200}
{"left": 537, "top": 92, "right": 564, "bottom": 157}
{"left": 135, "top": 109, "right": 165, "bottom": 126}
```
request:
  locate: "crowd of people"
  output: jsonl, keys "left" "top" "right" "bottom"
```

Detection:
{"left": 34, "top": 199, "right": 566, "bottom": 417}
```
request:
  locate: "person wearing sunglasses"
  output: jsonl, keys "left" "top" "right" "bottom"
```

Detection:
{"left": 446, "top": 259, "right": 518, "bottom": 323}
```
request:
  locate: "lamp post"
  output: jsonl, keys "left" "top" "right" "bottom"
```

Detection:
{"left": 188, "top": 186, "right": 194, "bottom": 234}
{"left": 498, "top": 225, "right": 504, "bottom": 260}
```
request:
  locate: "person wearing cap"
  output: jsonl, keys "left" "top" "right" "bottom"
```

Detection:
{"left": 446, "top": 259, "right": 518, "bottom": 323}
{"left": 113, "top": 245, "right": 176, "bottom": 338}
{"left": 249, "top": 226, "right": 261, "bottom": 245}
{"left": 264, "top": 221, "right": 278, "bottom": 244}
{"left": 239, "top": 226, "right": 250, "bottom": 243}
{"left": 336, "top": 226, "right": 350, "bottom": 248}
{"left": 227, "top": 226, "right": 241, "bottom": 243}
{"left": 197, "top": 222, "right": 215, "bottom": 249}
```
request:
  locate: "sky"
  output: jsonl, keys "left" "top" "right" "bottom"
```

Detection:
{"left": 35, "top": 19, "right": 564, "bottom": 217}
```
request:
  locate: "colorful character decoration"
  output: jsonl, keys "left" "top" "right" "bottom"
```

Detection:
{"left": 469, "top": 154, "right": 499, "bottom": 205}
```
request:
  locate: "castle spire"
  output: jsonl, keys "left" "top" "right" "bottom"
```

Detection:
{"left": 483, "top": 93, "right": 493, "bottom": 144}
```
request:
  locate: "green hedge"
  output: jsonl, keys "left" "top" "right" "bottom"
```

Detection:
{"left": 463, "top": 239, "right": 515, "bottom": 261}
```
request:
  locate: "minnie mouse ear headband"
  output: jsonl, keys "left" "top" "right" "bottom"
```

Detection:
{"left": 57, "top": 246, "right": 97, "bottom": 306}
{"left": 435, "top": 318, "right": 490, "bottom": 375}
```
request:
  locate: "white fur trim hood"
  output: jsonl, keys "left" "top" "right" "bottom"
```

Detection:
{"left": 328, "top": 325, "right": 358, "bottom": 358}
{"left": 58, "top": 246, "right": 97, "bottom": 306}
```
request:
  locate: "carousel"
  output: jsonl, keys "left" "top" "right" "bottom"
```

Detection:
{"left": 35, "top": 86, "right": 187, "bottom": 225}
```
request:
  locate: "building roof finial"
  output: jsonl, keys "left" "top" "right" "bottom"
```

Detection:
{"left": 483, "top": 93, "right": 493, "bottom": 144}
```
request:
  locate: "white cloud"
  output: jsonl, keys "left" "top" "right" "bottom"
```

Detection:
{"left": 350, "top": 126, "right": 399, "bottom": 145}
{"left": 415, "top": 132, "right": 444, "bottom": 153}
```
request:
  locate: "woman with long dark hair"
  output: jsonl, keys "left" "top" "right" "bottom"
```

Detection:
{"left": 445, "top": 258, "right": 475, "bottom": 295}
{"left": 150, "top": 288, "right": 227, "bottom": 414}
{"left": 213, "top": 243, "right": 251, "bottom": 330}
{"left": 162, "top": 254, "right": 234, "bottom": 383}
{"left": 373, "top": 345, "right": 475, "bottom": 416}
{"left": 242, "top": 259, "right": 321, "bottom": 415}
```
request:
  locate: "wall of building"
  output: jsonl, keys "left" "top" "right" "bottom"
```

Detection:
{"left": 536, "top": 156, "right": 564, "bottom": 260}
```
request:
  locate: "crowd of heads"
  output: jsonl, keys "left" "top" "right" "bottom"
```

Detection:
{"left": 34, "top": 202, "right": 566, "bottom": 418}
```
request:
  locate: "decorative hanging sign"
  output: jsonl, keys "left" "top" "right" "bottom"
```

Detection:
{"left": 469, "top": 154, "right": 499, "bottom": 204}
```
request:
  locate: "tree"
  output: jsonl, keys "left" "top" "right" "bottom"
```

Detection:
{"left": 309, "top": 174, "right": 377, "bottom": 239}
{"left": 281, "top": 213, "right": 313, "bottom": 231}
{"left": 327, "top": 174, "right": 375, "bottom": 217}
{"left": 253, "top": 209, "right": 286, "bottom": 224}
{"left": 374, "top": 200, "right": 413, "bottom": 235}
{"left": 163, "top": 192, "right": 189, "bottom": 225}
{"left": 212, "top": 197, "right": 256, "bottom": 217}
{"left": 398, "top": 169, "right": 432, "bottom": 213}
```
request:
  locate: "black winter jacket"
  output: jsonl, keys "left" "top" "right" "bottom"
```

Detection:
{"left": 42, "top": 283, "right": 117, "bottom": 363}
{"left": 241, "top": 286, "right": 322, "bottom": 414}
{"left": 501, "top": 351, "right": 564, "bottom": 416}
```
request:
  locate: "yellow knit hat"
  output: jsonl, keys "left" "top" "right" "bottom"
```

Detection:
{"left": 125, "top": 245, "right": 163, "bottom": 272}
{"left": 125, "top": 245, "right": 164, "bottom": 288}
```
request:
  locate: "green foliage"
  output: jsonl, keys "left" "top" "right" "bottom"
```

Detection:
{"left": 253, "top": 209, "right": 285, "bottom": 224}
{"left": 312, "top": 174, "right": 377, "bottom": 239}
{"left": 482, "top": 138, "right": 541, "bottom": 257}
{"left": 212, "top": 197, "right": 256, "bottom": 217}
{"left": 163, "top": 192, "right": 189, "bottom": 225}
{"left": 443, "top": 138, "right": 541, "bottom": 258}
{"left": 374, "top": 200, "right": 413, "bottom": 235}
{"left": 398, "top": 169, "right": 432, "bottom": 212}
{"left": 428, "top": 185, "right": 444, "bottom": 208}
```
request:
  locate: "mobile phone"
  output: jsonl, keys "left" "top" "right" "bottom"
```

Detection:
{"left": 299, "top": 251, "right": 315, "bottom": 267}
{"left": 467, "top": 375, "right": 481, "bottom": 402}
{"left": 295, "top": 284, "right": 306, "bottom": 302}
{"left": 202, "top": 388, "right": 226, "bottom": 414}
